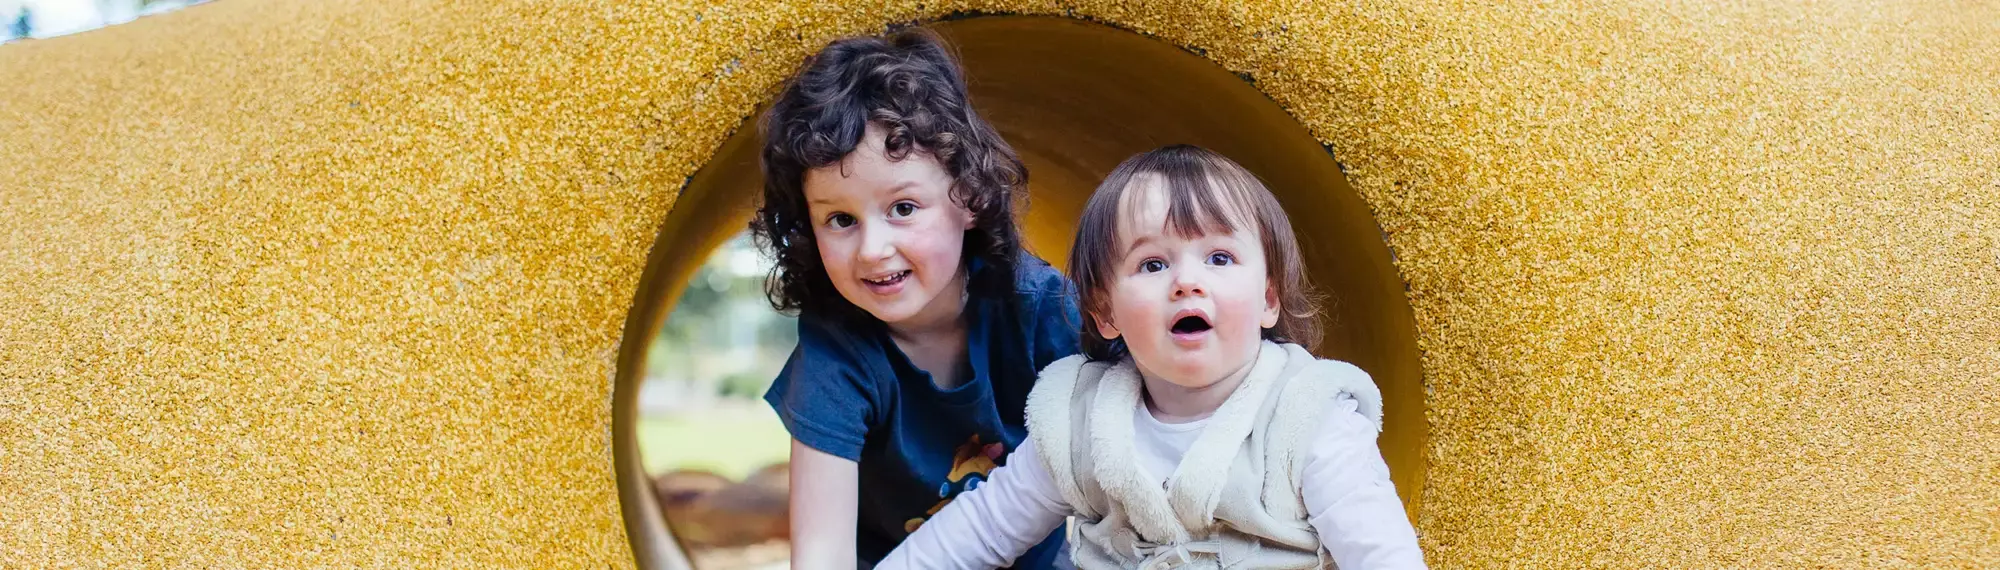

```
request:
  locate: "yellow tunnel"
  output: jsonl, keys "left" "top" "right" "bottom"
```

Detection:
{"left": 1, "top": 1, "right": 1994, "bottom": 568}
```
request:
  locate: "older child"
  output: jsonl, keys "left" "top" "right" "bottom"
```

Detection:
{"left": 878, "top": 146, "right": 1427, "bottom": 569}
{"left": 753, "top": 28, "right": 1077, "bottom": 570}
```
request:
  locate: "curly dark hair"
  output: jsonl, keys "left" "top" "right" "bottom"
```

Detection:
{"left": 750, "top": 27, "right": 1028, "bottom": 321}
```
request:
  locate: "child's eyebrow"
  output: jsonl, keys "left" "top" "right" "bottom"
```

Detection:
{"left": 1125, "top": 234, "right": 1158, "bottom": 254}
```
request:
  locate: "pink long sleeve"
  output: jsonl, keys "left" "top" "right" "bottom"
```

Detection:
{"left": 1301, "top": 395, "right": 1429, "bottom": 569}
{"left": 876, "top": 440, "right": 1073, "bottom": 570}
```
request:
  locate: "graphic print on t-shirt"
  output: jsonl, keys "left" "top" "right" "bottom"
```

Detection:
{"left": 904, "top": 434, "right": 1006, "bottom": 532}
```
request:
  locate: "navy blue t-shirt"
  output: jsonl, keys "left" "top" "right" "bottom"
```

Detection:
{"left": 764, "top": 256, "right": 1082, "bottom": 568}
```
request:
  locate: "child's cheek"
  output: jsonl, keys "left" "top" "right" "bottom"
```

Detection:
{"left": 1223, "top": 288, "right": 1267, "bottom": 339}
{"left": 914, "top": 214, "right": 966, "bottom": 269}
{"left": 1125, "top": 283, "right": 1166, "bottom": 343}
{"left": 814, "top": 231, "right": 853, "bottom": 284}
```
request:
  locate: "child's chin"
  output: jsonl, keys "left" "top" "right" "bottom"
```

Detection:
{"left": 1155, "top": 359, "right": 1224, "bottom": 386}
{"left": 862, "top": 294, "right": 932, "bottom": 325}
{"left": 863, "top": 304, "right": 915, "bottom": 324}
{"left": 1159, "top": 349, "right": 1259, "bottom": 383}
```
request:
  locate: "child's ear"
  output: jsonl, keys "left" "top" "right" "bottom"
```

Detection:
{"left": 1092, "top": 312, "right": 1122, "bottom": 341}
{"left": 1261, "top": 284, "right": 1282, "bottom": 329}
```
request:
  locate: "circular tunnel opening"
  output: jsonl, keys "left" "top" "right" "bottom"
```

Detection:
{"left": 615, "top": 15, "right": 1425, "bottom": 569}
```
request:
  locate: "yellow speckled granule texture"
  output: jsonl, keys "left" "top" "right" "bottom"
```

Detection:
{"left": 3, "top": 0, "right": 1996, "bottom": 567}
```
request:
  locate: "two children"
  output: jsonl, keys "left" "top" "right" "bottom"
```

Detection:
{"left": 755, "top": 27, "right": 1425, "bottom": 570}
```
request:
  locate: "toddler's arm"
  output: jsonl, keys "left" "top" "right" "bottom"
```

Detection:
{"left": 1302, "top": 395, "right": 1429, "bottom": 569}
{"left": 877, "top": 440, "right": 1073, "bottom": 570}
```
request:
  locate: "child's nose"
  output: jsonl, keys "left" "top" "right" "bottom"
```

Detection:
{"left": 1171, "top": 272, "right": 1206, "bottom": 299}
{"left": 858, "top": 221, "right": 897, "bottom": 261}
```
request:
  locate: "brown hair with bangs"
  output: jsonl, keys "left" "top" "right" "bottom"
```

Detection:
{"left": 1066, "top": 144, "right": 1322, "bottom": 362}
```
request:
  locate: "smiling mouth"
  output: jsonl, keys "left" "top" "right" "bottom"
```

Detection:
{"left": 1171, "top": 314, "right": 1212, "bottom": 335}
{"left": 863, "top": 270, "right": 911, "bottom": 287}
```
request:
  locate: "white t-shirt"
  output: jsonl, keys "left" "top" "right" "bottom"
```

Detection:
{"left": 878, "top": 393, "right": 1427, "bottom": 569}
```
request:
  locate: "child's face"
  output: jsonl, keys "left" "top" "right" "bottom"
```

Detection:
{"left": 1093, "top": 176, "right": 1281, "bottom": 389}
{"left": 804, "top": 124, "right": 975, "bottom": 329}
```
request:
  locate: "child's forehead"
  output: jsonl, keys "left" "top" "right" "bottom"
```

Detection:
{"left": 1113, "top": 173, "right": 1260, "bottom": 244}
{"left": 802, "top": 129, "right": 949, "bottom": 202}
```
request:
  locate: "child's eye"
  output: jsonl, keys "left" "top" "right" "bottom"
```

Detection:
{"left": 1207, "top": 251, "right": 1235, "bottom": 265}
{"left": 1140, "top": 259, "right": 1167, "bottom": 273}
{"left": 890, "top": 201, "right": 917, "bottom": 218}
{"left": 827, "top": 213, "right": 856, "bottom": 228}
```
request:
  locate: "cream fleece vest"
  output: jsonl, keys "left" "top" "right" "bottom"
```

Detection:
{"left": 1023, "top": 341, "right": 1384, "bottom": 570}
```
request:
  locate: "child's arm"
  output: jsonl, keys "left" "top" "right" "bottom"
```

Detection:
{"left": 876, "top": 440, "right": 1072, "bottom": 570}
{"left": 765, "top": 322, "right": 886, "bottom": 570}
{"left": 788, "top": 439, "right": 861, "bottom": 570}
{"left": 1302, "top": 395, "right": 1429, "bottom": 569}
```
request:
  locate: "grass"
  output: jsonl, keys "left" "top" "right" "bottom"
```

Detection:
{"left": 635, "top": 403, "right": 793, "bottom": 480}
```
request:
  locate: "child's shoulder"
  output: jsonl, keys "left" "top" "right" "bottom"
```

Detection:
{"left": 1007, "top": 253, "right": 1071, "bottom": 297}
{"left": 1002, "top": 255, "right": 1084, "bottom": 356}
{"left": 1303, "top": 355, "right": 1371, "bottom": 384}
{"left": 1274, "top": 344, "right": 1384, "bottom": 431}
{"left": 791, "top": 310, "right": 885, "bottom": 365}
{"left": 1274, "top": 343, "right": 1369, "bottom": 380}
{"left": 972, "top": 252, "right": 1076, "bottom": 322}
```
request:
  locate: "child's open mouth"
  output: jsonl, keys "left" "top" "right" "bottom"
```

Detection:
{"left": 1169, "top": 310, "right": 1213, "bottom": 343}
{"left": 862, "top": 270, "right": 911, "bottom": 293}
